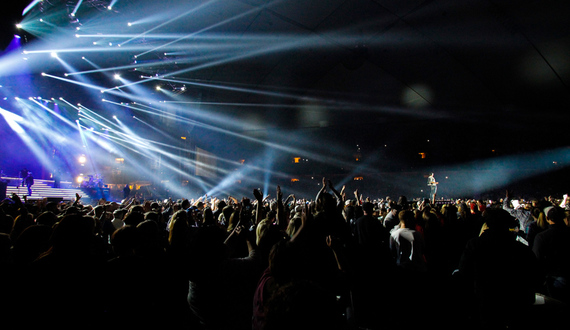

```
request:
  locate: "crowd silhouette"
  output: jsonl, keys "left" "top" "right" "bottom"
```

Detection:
{"left": 0, "top": 180, "right": 569, "bottom": 330}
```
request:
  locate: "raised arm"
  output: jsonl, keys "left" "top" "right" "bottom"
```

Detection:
{"left": 354, "top": 189, "right": 362, "bottom": 206}
{"left": 328, "top": 179, "right": 343, "bottom": 203}
{"left": 315, "top": 177, "right": 327, "bottom": 205}
{"left": 276, "top": 185, "right": 287, "bottom": 230}
{"left": 253, "top": 188, "right": 264, "bottom": 226}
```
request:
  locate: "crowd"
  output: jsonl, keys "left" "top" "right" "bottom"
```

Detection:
{"left": 0, "top": 178, "right": 569, "bottom": 330}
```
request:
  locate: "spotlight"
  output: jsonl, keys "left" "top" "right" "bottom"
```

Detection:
{"left": 41, "top": 72, "right": 46, "bottom": 76}
{"left": 113, "top": 115, "right": 117, "bottom": 119}
{"left": 78, "top": 155, "right": 87, "bottom": 164}
{"left": 108, "top": 6, "right": 112, "bottom": 10}
{"left": 128, "top": 22, "right": 132, "bottom": 26}
{"left": 51, "top": 52, "right": 58, "bottom": 58}
{"left": 76, "top": 176, "right": 84, "bottom": 184}
{"left": 82, "top": 56, "right": 85, "bottom": 60}
{"left": 16, "top": 23, "right": 22, "bottom": 29}
{"left": 113, "top": 74, "right": 121, "bottom": 80}
{"left": 155, "top": 85, "right": 161, "bottom": 91}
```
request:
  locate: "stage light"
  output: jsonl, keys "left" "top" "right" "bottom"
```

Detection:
{"left": 78, "top": 155, "right": 87, "bottom": 164}
{"left": 16, "top": 23, "right": 22, "bottom": 29}
{"left": 82, "top": 56, "right": 85, "bottom": 60}
{"left": 108, "top": 6, "right": 112, "bottom": 10}
{"left": 113, "top": 115, "right": 117, "bottom": 119}
{"left": 128, "top": 22, "right": 132, "bottom": 26}
{"left": 51, "top": 52, "right": 58, "bottom": 58}
{"left": 155, "top": 85, "right": 161, "bottom": 91}
{"left": 76, "top": 176, "right": 84, "bottom": 184}
{"left": 114, "top": 74, "right": 121, "bottom": 80}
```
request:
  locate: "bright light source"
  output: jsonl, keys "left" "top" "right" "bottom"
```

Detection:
{"left": 41, "top": 72, "right": 46, "bottom": 76}
{"left": 51, "top": 52, "right": 58, "bottom": 58}
{"left": 113, "top": 115, "right": 117, "bottom": 119}
{"left": 16, "top": 23, "right": 22, "bottom": 29}
{"left": 113, "top": 74, "right": 121, "bottom": 80}
{"left": 155, "top": 85, "right": 161, "bottom": 91}
{"left": 128, "top": 22, "right": 132, "bottom": 26}
{"left": 78, "top": 155, "right": 87, "bottom": 164}
{"left": 76, "top": 176, "right": 84, "bottom": 184}
{"left": 108, "top": 6, "right": 112, "bottom": 10}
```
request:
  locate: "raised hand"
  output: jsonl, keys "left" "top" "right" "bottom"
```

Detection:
{"left": 253, "top": 188, "right": 263, "bottom": 201}
{"left": 276, "top": 185, "right": 283, "bottom": 200}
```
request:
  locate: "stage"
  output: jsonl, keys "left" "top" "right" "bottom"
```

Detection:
{"left": 1, "top": 176, "right": 103, "bottom": 202}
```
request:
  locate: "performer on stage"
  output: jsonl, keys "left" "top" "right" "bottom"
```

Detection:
{"left": 123, "top": 184, "right": 131, "bottom": 200}
{"left": 19, "top": 167, "right": 28, "bottom": 187}
{"left": 427, "top": 173, "right": 438, "bottom": 203}
{"left": 25, "top": 172, "right": 34, "bottom": 196}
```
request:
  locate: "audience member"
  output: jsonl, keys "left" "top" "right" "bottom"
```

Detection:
{"left": 0, "top": 181, "right": 568, "bottom": 330}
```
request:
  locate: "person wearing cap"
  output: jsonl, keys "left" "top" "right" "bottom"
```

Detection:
{"left": 383, "top": 205, "right": 401, "bottom": 231}
{"left": 502, "top": 190, "right": 532, "bottom": 234}
{"left": 427, "top": 173, "right": 438, "bottom": 202}
{"left": 532, "top": 206, "right": 570, "bottom": 303}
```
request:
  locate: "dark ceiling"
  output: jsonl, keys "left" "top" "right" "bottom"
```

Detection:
{"left": 1, "top": 0, "right": 569, "bottom": 167}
